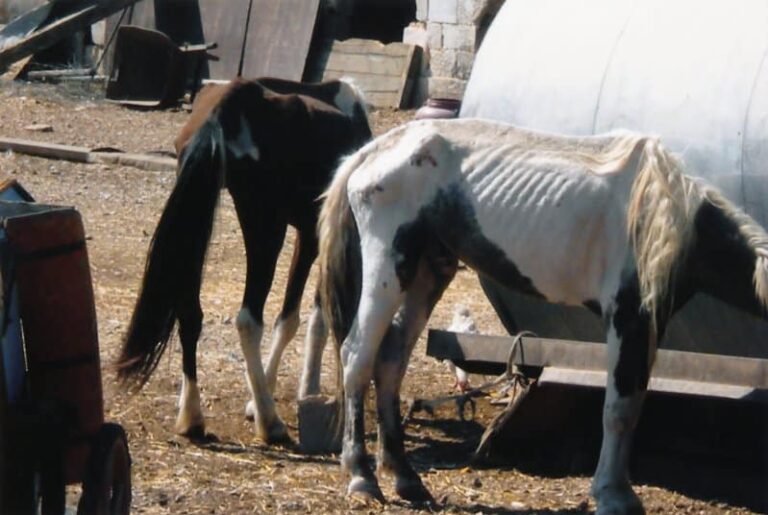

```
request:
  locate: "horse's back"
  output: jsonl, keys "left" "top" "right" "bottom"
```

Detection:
{"left": 349, "top": 118, "right": 638, "bottom": 304}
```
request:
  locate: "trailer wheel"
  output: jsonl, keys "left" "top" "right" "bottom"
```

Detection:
{"left": 77, "top": 423, "right": 132, "bottom": 515}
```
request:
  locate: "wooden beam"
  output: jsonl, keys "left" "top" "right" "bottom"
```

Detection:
{"left": 0, "top": 138, "right": 91, "bottom": 162}
{"left": 0, "top": 138, "right": 176, "bottom": 172}
{"left": 426, "top": 329, "right": 768, "bottom": 390}
{"left": 89, "top": 151, "right": 176, "bottom": 172}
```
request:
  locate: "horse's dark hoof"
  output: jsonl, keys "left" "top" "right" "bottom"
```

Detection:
{"left": 594, "top": 486, "right": 645, "bottom": 515}
{"left": 347, "top": 476, "right": 385, "bottom": 504}
{"left": 189, "top": 430, "right": 220, "bottom": 444}
{"left": 395, "top": 477, "right": 435, "bottom": 505}
{"left": 263, "top": 431, "right": 294, "bottom": 446}
{"left": 178, "top": 424, "right": 206, "bottom": 441}
{"left": 258, "top": 417, "right": 292, "bottom": 445}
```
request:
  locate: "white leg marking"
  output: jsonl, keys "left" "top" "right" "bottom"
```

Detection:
{"left": 236, "top": 307, "right": 287, "bottom": 442}
{"left": 264, "top": 309, "right": 300, "bottom": 395}
{"left": 299, "top": 304, "right": 328, "bottom": 398}
{"left": 592, "top": 324, "right": 647, "bottom": 515}
{"left": 175, "top": 375, "right": 204, "bottom": 435}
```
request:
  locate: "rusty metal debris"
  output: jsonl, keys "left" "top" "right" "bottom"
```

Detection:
{"left": 0, "top": 0, "right": 140, "bottom": 72}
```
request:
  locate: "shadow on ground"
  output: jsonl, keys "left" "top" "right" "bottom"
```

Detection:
{"left": 407, "top": 384, "right": 767, "bottom": 513}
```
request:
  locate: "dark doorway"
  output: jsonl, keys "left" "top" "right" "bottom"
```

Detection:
{"left": 348, "top": 0, "right": 415, "bottom": 43}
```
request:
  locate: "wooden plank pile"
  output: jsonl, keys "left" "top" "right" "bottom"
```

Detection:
{"left": 313, "top": 38, "right": 422, "bottom": 108}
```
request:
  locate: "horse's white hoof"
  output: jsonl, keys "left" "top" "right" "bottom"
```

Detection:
{"left": 244, "top": 400, "right": 255, "bottom": 421}
{"left": 347, "top": 476, "right": 385, "bottom": 504}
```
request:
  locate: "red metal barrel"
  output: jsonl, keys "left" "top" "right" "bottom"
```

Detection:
{"left": 5, "top": 207, "right": 104, "bottom": 484}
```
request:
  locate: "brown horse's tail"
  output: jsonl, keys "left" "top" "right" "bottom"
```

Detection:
{"left": 116, "top": 119, "right": 225, "bottom": 388}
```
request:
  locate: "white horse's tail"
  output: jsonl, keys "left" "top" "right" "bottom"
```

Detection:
{"left": 318, "top": 151, "right": 364, "bottom": 346}
{"left": 626, "top": 138, "right": 700, "bottom": 324}
{"left": 317, "top": 141, "right": 378, "bottom": 415}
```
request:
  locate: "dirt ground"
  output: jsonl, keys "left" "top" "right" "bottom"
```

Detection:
{"left": 0, "top": 80, "right": 762, "bottom": 514}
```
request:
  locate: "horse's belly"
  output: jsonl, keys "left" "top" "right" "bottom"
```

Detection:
{"left": 468, "top": 189, "right": 622, "bottom": 305}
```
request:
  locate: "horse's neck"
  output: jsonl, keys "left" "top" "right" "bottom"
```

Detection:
{"left": 685, "top": 199, "right": 766, "bottom": 318}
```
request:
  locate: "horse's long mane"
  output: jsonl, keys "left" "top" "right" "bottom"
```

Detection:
{"left": 626, "top": 139, "right": 700, "bottom": 323}
{"left": 626, "top": 139, "right": 768, "bottom": 322}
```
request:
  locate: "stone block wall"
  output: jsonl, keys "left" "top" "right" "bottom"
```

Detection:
{"left": 404, "top": 0, "right": 504, "bottom": 102}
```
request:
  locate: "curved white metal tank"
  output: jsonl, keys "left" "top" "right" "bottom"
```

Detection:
{"left": 461, "top": 0, "right": 768, "bottom": 358}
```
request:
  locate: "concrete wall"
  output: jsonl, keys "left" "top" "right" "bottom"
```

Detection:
{"left": 404, "top": 0, "right": 504, "bottom": 100}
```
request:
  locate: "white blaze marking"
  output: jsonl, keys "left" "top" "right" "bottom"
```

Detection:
{"left": 227, "top": 114, "right": 260, "bottom": 161}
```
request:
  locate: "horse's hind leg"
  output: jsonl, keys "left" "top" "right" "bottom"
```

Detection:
{"left": 233, "top": 200, "right": 290, "bottom": 443}
{"left": 299, "top": 291, "right": 328, "bottom": 398}
{"left": 592, "top": 275, "right": 657, "bottom": 515}
{"left": 375, "top": 249, "right": 457, "bottom": 503}
{"left": 342, "top": 251, "right": 404, "bottom": 501}
{"left": 175, "top": 294, "right": 204, "bottom": 437}
{"left": 264, "top": 227, "right": 318, "bottom": 394}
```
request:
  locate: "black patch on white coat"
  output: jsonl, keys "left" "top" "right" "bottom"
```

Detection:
{"left": 611, "top": 270, "right": 651, "bottom": 397}
{"left": 688, "top": 199, "right": 764, "bottom": 318}
{"left": 392, "top": 184, "right": 544, "bottom": 299}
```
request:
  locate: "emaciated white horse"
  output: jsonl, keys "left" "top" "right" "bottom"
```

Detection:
{"left": 317, "top": 118, "right": 768, "bottom": 514}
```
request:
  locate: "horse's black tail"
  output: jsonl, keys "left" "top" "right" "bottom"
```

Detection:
{"left": 116, "top": 119, "right": 225, "bottom": 388}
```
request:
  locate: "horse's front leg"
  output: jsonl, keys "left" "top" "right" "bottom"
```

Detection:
{"left": 593, "top": 282, "right": 657, "bottom": 515}
{"left": 342, "top": 263, "right": 402, "bottom": 502}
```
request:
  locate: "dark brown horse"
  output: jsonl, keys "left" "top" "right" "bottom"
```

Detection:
{"left": 117, "top": 77, "right": 371, "bottom": 443}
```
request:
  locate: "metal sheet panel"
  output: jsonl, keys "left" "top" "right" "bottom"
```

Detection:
{"left": 124, "top": 0, "right": 250, "bottom": 79}
{"left": 462, "top": 0, "right": 768, "bottom": 358}
{"left": 241, "top": 0, "right": 320, "bottom": 80}
{"left": 743, "top": 47, "right": 768, "bottom": 228}
{"left": 462, "top": 0, "right": 633, "bottom": 135}
{"left": 593, "top": 0, "right": 768, "bottom": 205}
{"left": 197, "top": 0, "right": 250, "bottom": 79}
